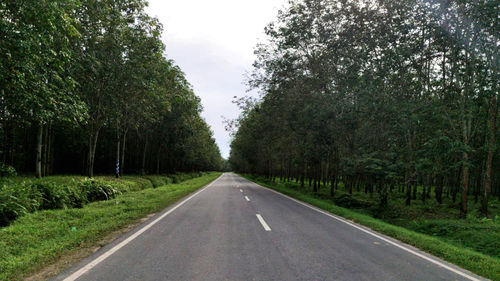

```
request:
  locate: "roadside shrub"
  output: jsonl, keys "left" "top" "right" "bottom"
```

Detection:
{"left": 333, "top": 194, "right": 371, "bottom": 209}
{"left": 0, "top": 181, "right": 40, "bottom": 226}
{"left": 162, "top": 176, "right": 172, "bottom": 185}
{"left": 0, "top": 173, "right": 201, "bottom": 227}
{"left": 171, "top": 174, "right": 180, "bottom": 184}
{"left": 119, "top": 176, "right": 153, "bottom": 190}
{"left": 170, "top": 172, "right": 201, "bottom": 184}
{"left": 79, "top": 179, "right": 121, "bottom": 202}
{"left": 32, "top": 182, "right": 68, "bottom": 210}
{"left": 132, "top": 177, "right": 153, "bottom": 190}
{"left": 0, "top": 163, "right": 17, "bottom": 177}
{"left": 63, "top": 182, "right": 88, "bottom": 208}
{"left": 371, "top": 204, "right": 404, "bottom": 219}
{"left": 145, "top": 176, "right": 165, "bottom": 188}
{"left": 144, "top": 176, "right": 172, "bottom": 188}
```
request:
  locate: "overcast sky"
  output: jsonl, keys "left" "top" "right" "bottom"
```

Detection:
{"left": 145, "top": 0, "right": 286, "bottom": 159}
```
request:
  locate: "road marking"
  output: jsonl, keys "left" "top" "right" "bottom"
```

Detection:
{"left": 63, "top": 175, "right": 223, "bottom": 281}
{"left": 245, "top": 196, "right": 250, "bottom": 201}
{"left": 240, "top": 189, "right": 243, "bottom": 192}
{"left": 246, "top": 178, "right": 482, "bottom": 281}
{"left": 256, "top": 214, "right": 271, "bottom": 231}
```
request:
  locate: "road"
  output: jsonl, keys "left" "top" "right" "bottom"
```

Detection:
{"left": 55, "top": 173, "right": 485, "bottom": 281}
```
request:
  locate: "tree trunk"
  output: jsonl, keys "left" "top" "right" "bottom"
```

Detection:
{"left": 435, "top": 176, "right": 443, "bottom": 204}
{"left": 156, "top": 145, "right": 162, "bottom": 174}
{"left": 120, "top": 129, "right": 127, "bottom": 176}
{"left": 380, "top": 182, "right": 388, "bottom": 207}
{"left": 115, "top": 132, "right": 120, "bottom": 178}
{"left": 330, "top": 174, "right": 336, "bottom": 197}
{"left": 36, "top": 124, "right": 43, "bottom": 178}
{"left": 349, "top": 177, "right": 354, "bottom": 194}
{"left": 88, "top": 129, "right": 100, "bottom": 178}
{"left": 482, "top": 94, "right": 497, "bottom": 216}
{"left": 474, "top": 174, "right": 480, "bottom": 204}
{"left": 406, "top": 181, "right": 411, "bottom": 206}
{"left": 460, "top": 153, "right": 470, "bottom": 218}
{"left": 324, "top": 161, "right": 329, "bottom": 188}
{"left": 41, "top": 125, "right": 48, "bottom": 177}
{"left": 45, "top": 123, "right": 52, "bottom": 176}
{"left": 412, "top": 180, "right": 417, "bottom": 200}
{"left": 280, "top": 160, "right": 284, "bottom": 182}
{"left": 427, "top": 182, "right": 431, "bottom": 199}
{"left": 141, "top": 135, "right": 148, "bottom": 176}
{"left": 88, "top": 135, "right": 93, "bottom": 178}
{"left": 460, "top": 48, "right": 473, "bottom": 219}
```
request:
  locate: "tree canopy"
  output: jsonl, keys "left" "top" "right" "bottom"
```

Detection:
{"left": 229, "top": 0, "right": 499, "bottom": 218}
{"left": 0, "top": 0, "right": 222, "bottom": 177}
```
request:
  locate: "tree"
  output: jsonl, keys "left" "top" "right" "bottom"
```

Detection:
{"left": 0, "top": 0, "right": 86, "bottom": 178}
{"left": 1, "top": 0, "right": 222, "bottom": 177}
{"left": 229, "top": 0, "right": 499, "bottom": 218}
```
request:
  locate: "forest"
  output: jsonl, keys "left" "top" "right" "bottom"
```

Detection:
{"left": 0, "top": 0, "right": 223, "bottom": 178}
{"left": 229, "top": 0, "right": 499, "bottom": 218}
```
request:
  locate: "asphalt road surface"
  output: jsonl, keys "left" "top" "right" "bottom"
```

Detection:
{"left": 55, "top": 173, "right": 485, "bottom": 281}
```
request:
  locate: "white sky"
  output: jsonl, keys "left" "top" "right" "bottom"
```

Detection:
{"left": 145, "top": 0, "right": 287, "bottom": 159}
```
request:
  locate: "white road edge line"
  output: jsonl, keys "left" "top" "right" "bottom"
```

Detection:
{"left": 63, "top": 175, "right": 223, "bottom": 281}
{"left": 256, "top": 214, "right": 271, "bottom": 231}
{"left": 245, "top": 196, "right": 250, "bottom": 201}
{"left": 248, "top": 180, "right": 481, "bottom": 281}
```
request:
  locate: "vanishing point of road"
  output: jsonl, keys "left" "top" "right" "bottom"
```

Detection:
{"left": 54, "top": 173, "right": 485, "bottom": 281}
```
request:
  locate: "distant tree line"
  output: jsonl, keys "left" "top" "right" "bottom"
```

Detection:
{"left": 229, "top": 0, "right": 499, "bottom": 217}
{"left": 0, "top": 0, "right": 222, "bottom": 177}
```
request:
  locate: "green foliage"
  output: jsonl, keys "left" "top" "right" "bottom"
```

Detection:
{"left": 0, "top": 0, "right": 222, "bottom": 177}
{"left": 0, "top": 0, "right": 86, "bottom": 125}
{"left": 78, "top": 179, "right": 121, "bottom": 202}
{"left": 0, "top": 173, "right": 208, "bottom": 227}
{"left": 31, "top": 181, "right": 90, "bottom": 210}
{"left": 33, "top": 182, "right": 72, "bottom": 210}
{"left": 230, "top": 0, "right": 499, "bottom": 218}
{"left": 0, "top": 181, "right": 40, "bottom": 226}
{"left": 170, "top": 172, "right": 204, "bottom": 184}
{"left": 63, "top": 182, "right": 88, "bottom": 209}
{"left": 170, "top": 174, "right": 182, "bottom": 184}
{"left": 0, "top": 163, "right": 16, "bottom": 177}
{"left": 333, "top": 194, "right": 372, "bottom": 209}
{"left": 405, "top": 218, "right": 500, "bottom": 258}
{"left": 117, "top": 177, "right": 153, "bottom": 191}
{"left": 144, "top": 176, "right": 173, "bottom": 188}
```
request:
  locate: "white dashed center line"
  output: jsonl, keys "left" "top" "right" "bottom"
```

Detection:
{"left": 256, "top": 214, "right": 271, "bottom": 231}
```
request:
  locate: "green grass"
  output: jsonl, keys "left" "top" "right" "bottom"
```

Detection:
{"left": 0, "top": 173, "right": 209, "bottom": 226}
{"left": 241, "top": 174, "right": 500, "bottom": 280}
{"left": 0, "top": 172, "right": 221, "bottom": 281}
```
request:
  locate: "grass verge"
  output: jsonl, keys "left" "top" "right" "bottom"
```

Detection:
{"left": 241, "top": 174, "right": 500, "bottom": 280}
{"left": 0, "top": 172, "right": 221, "bottom": 281}
{"left": 0, "top": 173, "right": 207, "bottom": 226}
